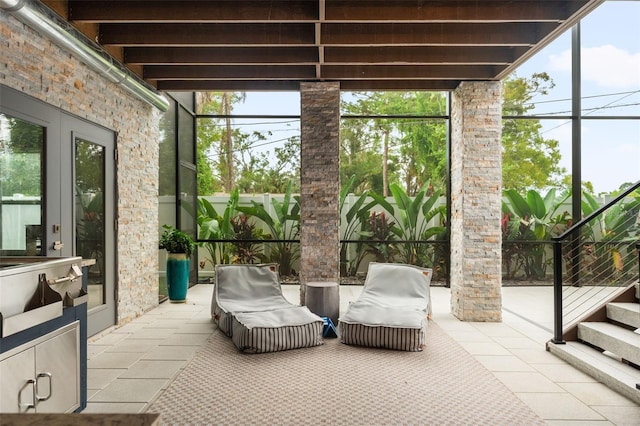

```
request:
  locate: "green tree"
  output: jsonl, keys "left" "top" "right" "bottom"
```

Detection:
{"left": 340, "top": 92, "right": 447, "bottom": 196}
{"left": 196, "top": 92, "right": 299, "bottom": 195}
{"left": 502, "top": 73, "right": 567, "bottom": 191}
{"left": 0, "top": 115, "right": 44, "bottom": 197}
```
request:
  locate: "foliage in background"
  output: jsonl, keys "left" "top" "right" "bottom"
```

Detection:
{"left": 236, "top": 181, "right": 301, "bottom": 276}
{"left": 370, "top": 183, "right": 446, "bottom": 267}
{"left": 361, "top": 211, "right": 397, "bottom": 262}
{"left": 340, "top": 92, "right": 447, "bottom": 196}
{"left": 581, "top": 189, "right": 640, "bottom": 280}
{"left": 196, "top": 92, "right": 299, "bottom": 195}
{"left": 501, "top": 188, "right": 572, "bottom": 279}
{"left": 197, "top": 190, "right": 238, "bottom": 266}
{"left": 502, "top": 73, "right": 567, "bottom": 192}
{"left": 339, "top": 176, "right": 378, "bottom": 276}
{"left": 0, "top": 114, "right": 44, "bottom": 197}
{"left": 229, "top": 213, "right": 265, "bottom": 264}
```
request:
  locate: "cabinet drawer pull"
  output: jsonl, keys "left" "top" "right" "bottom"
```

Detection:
{"left": 18, "top": 378, "right": 36, "bottom": 411}
{"left": 36, "top": 372, "right": 53, "bottom": 401}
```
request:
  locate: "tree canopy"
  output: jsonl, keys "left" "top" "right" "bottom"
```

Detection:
{"left": 194, "top": 73, "right": 571, "bottom": 197}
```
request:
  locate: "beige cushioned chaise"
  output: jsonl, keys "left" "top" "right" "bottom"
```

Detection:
{"left": 211, "top": 263, "right": 323, "bottom": 353}
{"left": 338, "top": 262, "right": 432, "bottom": 351}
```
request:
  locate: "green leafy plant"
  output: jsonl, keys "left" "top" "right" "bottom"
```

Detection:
{"left": 197, "top": 190, "right": 238, "bottom": 267}
{"left": 339, "top": 175, "right": 378, "bottom": 276}
{"left": 502, "top": 188, "right": 571, "bottom": 279}
{"left": 230, "top": 213, "right": 265, "bottom": 264}
{"left": 236, "top": 180, "right": 301, "bottom": 276}
{"left": 369, "top": 183, "right": 446, "bottom": 266}
{"left": 159, "top": 225, "right": 195, "bottom": 257}
{"left": 361, "top": 211, "right": 397, "bottom": 262}
{"left": 581, "top": 190, "right": 640, "bottom": 281}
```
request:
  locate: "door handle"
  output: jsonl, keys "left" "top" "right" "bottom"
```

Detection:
{"left": 18, "top": 378, "right": 36, "bottom": 412}
{"left": 52, "top": 241, "right": 64, "bottom": 250}
{"left": 35, "top": 372, "right": 53, "bottom": 402}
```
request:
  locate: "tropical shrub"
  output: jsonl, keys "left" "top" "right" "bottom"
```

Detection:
{"left": 581, "top": 190, "right": 640, "bottom": 282}
{"left": 197, "top": 189, "right": 238, "bottom": 267}
{"left": 370, "top": 183, "right": 446, "bottom": 267}
{"left": 339, "top": 176, "right": 378, "bottom": 276}
{"left": 501, "top": 188, "right": 572, "bottom": 279}
{"left": 236, "top": 181, "right": 301, "bottom": 276}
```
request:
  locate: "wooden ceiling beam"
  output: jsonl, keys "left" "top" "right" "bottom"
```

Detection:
{"left": 99, "top": 23, "right": 316, "bottom": 46}
{"left": 156, "top": 79, "right": 462, "bottom": 92}
{"left": 124, "top": 47, "right": 319, "bottom": 65}
{"left": 157, "top": 80, "right": 302, "bottom": 91}
{"left": 324, "top": 46, "right": 528, "bottom": 64}
{"left": 325, "top": 1, "right": 589, "bottom": 22}
{"left": 321, "top": 64, "right": 505, "bottom": 80}
{"left": 321, "top": 22, "right": 559, "bottom": 45}
{"left": 144, "top": 65, "right": 317, "bottom": 80}
{"left": 68, "top": 0, "right": 318, "bottom": 22}
{"left": 339, "top": 79, "right": 460, "bottom": 91}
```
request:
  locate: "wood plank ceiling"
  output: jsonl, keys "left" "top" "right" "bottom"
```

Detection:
{"left": 42, "top": 0, "right": 602, "bottom": 92}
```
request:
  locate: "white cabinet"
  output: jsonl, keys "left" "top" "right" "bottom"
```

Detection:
{"left": 0, "top": 321, "right": 79, "bottom": 413}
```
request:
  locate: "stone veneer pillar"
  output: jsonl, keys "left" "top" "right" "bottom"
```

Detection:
{"left": 299, "top": 82, "right": 341, "bottom": 304}
{"left": 450, "top": 81, "right": 503, "bottom": 321}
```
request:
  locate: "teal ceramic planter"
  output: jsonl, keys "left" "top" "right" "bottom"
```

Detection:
{"left": 166, "top": 253, "right": 190, "bottom": 302}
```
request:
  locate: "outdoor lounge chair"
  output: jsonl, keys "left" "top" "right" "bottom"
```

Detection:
{"left": 338, "top": 262, "right": 432, "bottom": 352}
{"left": 211, "top": 263, "right": 324, "bottom": 353}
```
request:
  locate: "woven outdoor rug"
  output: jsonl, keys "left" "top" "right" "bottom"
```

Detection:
{"left": 146, "top": 322, "right": 544, "bottom": 425}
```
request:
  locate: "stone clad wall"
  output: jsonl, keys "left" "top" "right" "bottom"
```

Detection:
{"left": 299, "top": 82, "right": 341, "bottom": 302}
{"left": 1, "top": 13, "right": 160, "bottom": 326}
{"left": 450, "top": 81, "right": 503, "bottom": 322}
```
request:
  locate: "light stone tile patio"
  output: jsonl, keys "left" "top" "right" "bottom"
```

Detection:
{"left": 82, "top": 284, "right": 640, "bottom": 424}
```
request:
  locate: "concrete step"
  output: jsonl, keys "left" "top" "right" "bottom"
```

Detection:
{"left": 547, "top": 341, "right": 640, "bottom": 405}
{"left": 607, "top": 302, "right": 640, "bottom": 329}
{"left": 577, "top": 322, "right": 640, "bottom": 366}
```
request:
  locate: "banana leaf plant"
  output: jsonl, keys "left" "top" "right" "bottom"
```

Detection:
{"left": 502, "top": 188, "right": 571, "bottom": 279}
{"left": 236, "top": 180, "right": 301, "bottom": 276}
{"left": 581, "top": 190, "right": 640, "bottom": 281}
{"left": 369, "top": 183, "right": 446, "bottom": 267}
{"left": 197, "top": 189, "right": 238, "bottom": 267}
{"left": 339, "top": 175, "right": 378, "bottom": 276}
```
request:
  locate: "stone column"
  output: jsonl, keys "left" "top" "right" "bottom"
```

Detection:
{"left": 299, "top": 82, "right": 341, "bottom": 304}
{"left": 449, "top": 81, "right": 502, "bottom": 321}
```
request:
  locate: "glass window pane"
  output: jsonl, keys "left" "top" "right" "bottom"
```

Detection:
{"left": 197, "top": 117, "right": 301, "bottom": 195}
{"left": 340, "top": 92, "right": 448, "bottom": 196}
{"left": 580, "top": 1, "right": 640, "bottom": 117}
{"left": 159, "top": 100, "right": 177, "bottom": 196}
{"left": 0, "top": 114, "right": 44, "bottom": 255}
{"left": 508, "top": 31, "right": 573, "bottom": 117}
{"left": 582, "top": 119, "right": 640, "bottom": 194}
{"left": 179, "top": 164, "right": 197, "bottom": 236}
{"left": 169, "top": 92, "right": 194, "bottom": 111}
{"left": 179, "top": 106, "right": 195, "bottom": 164}
{"left": 75, "top": 138, "right": 106, "bottom": 309}
{"left": 197, "top": 92, "right": 300, "bottom": 116}
{"left": 502, "top": 118, "right": 572, "bottom": 192}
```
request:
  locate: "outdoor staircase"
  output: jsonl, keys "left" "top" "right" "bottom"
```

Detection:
{"left": 547, "top": 283, "right": 640, "bottom": 404}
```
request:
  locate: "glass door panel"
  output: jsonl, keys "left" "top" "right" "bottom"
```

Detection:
{"left": 75, "top": 139, "right": 106, "bottom": 309}
{"left": 0, "top": 114, "right": 44, "bottom": 255}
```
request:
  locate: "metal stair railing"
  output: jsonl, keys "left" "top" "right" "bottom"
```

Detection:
{"left": 551, "top": 181, "right": 640, "bottom": 344}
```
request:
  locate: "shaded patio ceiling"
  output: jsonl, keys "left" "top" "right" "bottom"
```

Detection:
{"left": 42, "top": 0, "right": 603, "bottom": 92}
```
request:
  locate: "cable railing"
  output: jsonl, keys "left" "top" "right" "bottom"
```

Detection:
{"left": 551, "top": 181, "right": 640, "bottom": 344}
{"left": 195, "top": 238, "right": 449, "bottom": 284}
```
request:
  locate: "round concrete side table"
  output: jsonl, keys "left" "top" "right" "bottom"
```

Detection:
{"left": 304, "top": 281, "right": 340, "bottom": 326}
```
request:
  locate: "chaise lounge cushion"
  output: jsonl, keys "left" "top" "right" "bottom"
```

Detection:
{"left": 212, "top": 263, "right": 299, "bottom": 336}
{"left": 211, "top": 263, "right": 324, "bottom": 353}
{"left": 231, "top": 306, "right": 324, "bottom": 354}
{"left": 339, "top": 263, "right": 432, "bottom": 352}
